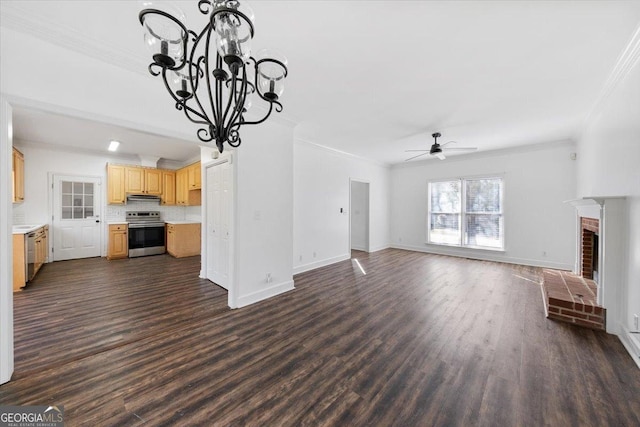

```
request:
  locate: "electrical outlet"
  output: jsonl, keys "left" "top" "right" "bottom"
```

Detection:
{"left": 313, "top": 252, "right": 317, "bottom": 258}
{"left": 266, "top": 273, "right": 272, "bottom": 283}
{"left": 299, "top": 255, "right": 303, "bottom": 262}
{"left": 634, "top": 314, "right": 639, "bottom": 330}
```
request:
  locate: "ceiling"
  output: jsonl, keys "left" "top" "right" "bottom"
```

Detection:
{"left": 2, "top": 1, "right": 639, "bottom": 165}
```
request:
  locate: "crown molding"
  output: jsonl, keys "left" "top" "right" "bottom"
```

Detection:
{"left": 294, "top": 138, "right": 391, "bottom": 168}
{"left": 0, "top": 2, "right": 149, "bottom": 77}
{"left": 390, "top": 139, "right": 576, "bottom": 169}
{"left": 582, "top": 22, "right": 640, "bottom": 131}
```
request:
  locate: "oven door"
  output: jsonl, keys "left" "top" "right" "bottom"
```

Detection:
{"left": 128, "top": 224, "right": 166, "bottom": 257}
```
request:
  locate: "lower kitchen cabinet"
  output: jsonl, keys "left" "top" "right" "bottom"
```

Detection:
{"left": 13, "top": 225, "right": 48, "bottom": 292}
{"left": 108, "top": 224, "right": 128, "bottom": 260}
{"left": 13, "top": 234, "right": 26, "bottom": 292}
{"left": 166, "top": 223, "right": 201, "bottom": 258}
{"left": 34, "top": 226, "right": 48, "bottom": 276}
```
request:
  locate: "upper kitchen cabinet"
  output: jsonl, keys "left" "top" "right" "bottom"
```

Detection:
{"left": 125, "top": 166, "right": 163, "bottom": 195}
{"left": 176, "top": 167, "right": 201, "bottom": 206}
{"left": 107, "top": 164, "right": 126, "bottom": 204}
{"left": 161, "top": 170, "right": 176, "bottom": 205}
{"left": 187, "top": 161, "right": 201, "bottom": 190}
{"left": 12, "top": 147, "right": 25, "bottom": 203}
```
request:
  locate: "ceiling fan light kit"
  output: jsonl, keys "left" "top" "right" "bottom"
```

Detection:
{"left": 139, "top": 0, "right": 288, "bottom": 153}
{"left": 404, "top": 132, "right": 477, "bottom": 161}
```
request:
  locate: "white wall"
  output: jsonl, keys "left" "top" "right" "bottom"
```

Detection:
{"left": 577, "top": 44, "right": 640, "bottom": 360}
{"left": 0, "top": 99, "right": 14, "bottom": 384}
{"left": 350, "top": 181, "right": 369, "bottom": 251}
{"left": 293, "top": 141, "right": 390, "bottom": 274}
{"left": 232, "top": 121, "right": 295, "bottom": 307}
{"left": 390, "top": 142, "right": 577, "bottom": 269}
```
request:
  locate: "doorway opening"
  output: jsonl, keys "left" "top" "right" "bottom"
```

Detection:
{"left": 350, "top": 179, "right": 370, "bottom": 258}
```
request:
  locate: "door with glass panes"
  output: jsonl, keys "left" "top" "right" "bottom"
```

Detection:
{"left": 52, "top": 175, "right": 102, "bottom": 261}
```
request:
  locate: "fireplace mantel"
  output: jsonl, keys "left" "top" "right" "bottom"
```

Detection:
{"left": 564, "top": 196, "right": 625, "bottom": 207}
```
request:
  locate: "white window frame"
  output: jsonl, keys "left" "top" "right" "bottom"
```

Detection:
{"left": 427, "top": 176, "right": 504, "bottom": 250}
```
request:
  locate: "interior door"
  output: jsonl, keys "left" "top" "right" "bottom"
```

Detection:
{"left": 206, "top": 160, "right": 231, "bottom": 289}
{"left": 52, "top": 175, "right": 102, "bottom": 261}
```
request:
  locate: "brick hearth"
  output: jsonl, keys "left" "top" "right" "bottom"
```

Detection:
{"left": 542, "top": 269, "right": 605, "bottom": 330}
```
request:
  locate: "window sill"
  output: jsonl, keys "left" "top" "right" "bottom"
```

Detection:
{"left": 425, "top": 242, "right": 505, "bottom": 253}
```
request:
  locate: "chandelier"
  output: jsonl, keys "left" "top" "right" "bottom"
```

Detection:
{"left": 139, "top": 0, "right": 288, "bottom": 152}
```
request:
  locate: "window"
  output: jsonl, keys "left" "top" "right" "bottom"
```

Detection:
{"left": 61, "top": 181, "right": 94, "bottom": 219}
{"left": 428, "top": 177, "right": 503, "bottom": 249}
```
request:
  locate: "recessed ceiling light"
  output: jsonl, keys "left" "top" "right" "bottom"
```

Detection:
{"left": 108, "top": 140, "right": 120, "bottom": 152}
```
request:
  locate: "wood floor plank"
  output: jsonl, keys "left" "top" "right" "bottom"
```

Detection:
{"left": 1, "top": 249, "right": 639, "bottom": 426}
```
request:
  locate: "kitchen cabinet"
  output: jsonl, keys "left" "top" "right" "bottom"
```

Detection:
{"left": 176, "top": 167, "right": 201, "bottom": 206}
{"left": 107, "top": 164, "right": 126, "bottom": 204}
{"left": 187, "top": 161, "right": 201, "bottom": 190}
{"left": 161, "top": 170, "right": 176, "bottom": 205}
{"left": 166, "top": 223, "right": 201, "bottom": 258}
{"left": 12, "top": 234, "right": 26, "bottom": 292}
{"left": 107, "top": 224, "right": 128, "bottom": 260}
{"left": 125, "top": 166, "right": 163, "bottom": 195}
{"left": 34, "top": 226, "right": 48, "bottom": 276}
{"left": 13, "top": 224, "right": 48, "bottom": 291}
{"left": 12, "top": 147, "right": 25, "bottom": 203}
{"left": 125, "top": 167, "right": 145, "bottom": 194}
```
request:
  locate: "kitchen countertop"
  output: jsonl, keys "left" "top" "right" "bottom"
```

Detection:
{"left": 165, "top": 221, "right": 201, "bottom": 225}
{"left": 12, "top": 224, "right": 48, "bottom": 235}
{"left": 108, "top": 222, "right": 128, "bottom": 225}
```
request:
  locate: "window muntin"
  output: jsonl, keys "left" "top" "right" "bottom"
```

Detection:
{"left": 428, "top": 177, "right": 503, "bottom": 249}
{"left": 61, "top": 180, "right": 95, "bottom": 220}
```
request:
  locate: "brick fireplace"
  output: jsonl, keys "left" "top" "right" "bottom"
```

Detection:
{"left": 542, "top": 213, "right": 605, "bottom": 331}
{"left": 581, "top": 217, "right": 599, "bottom": 281}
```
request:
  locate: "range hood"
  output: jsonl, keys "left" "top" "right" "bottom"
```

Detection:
{"left": 126, "top": 194, "right": 161, "bottom": 203}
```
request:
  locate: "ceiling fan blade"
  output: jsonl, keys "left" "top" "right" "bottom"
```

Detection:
{"left": 434, "top": 152, "right": 446, "bottom": 160}
{"left": 442, "top": 147, "right": 478, "bottom": 151}
{"left": 405, "top": 152, "right": 430, "bottom": 161}
{"left": 441, "top": 140, "right": 457, "bottom": 147}
{"left": 404, "top": 149, "right": 429, "bottom": 152}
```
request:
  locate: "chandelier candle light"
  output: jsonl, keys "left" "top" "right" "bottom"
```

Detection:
{"left": 139, "top": 0, "right": 288, "bottom": 152}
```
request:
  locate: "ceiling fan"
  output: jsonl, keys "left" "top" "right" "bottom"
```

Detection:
{"left": 405, "top": 132, "right": 477, "bottom": 161}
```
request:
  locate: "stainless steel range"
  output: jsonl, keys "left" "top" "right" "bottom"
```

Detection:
{"left": 126, "top": 211, "right": 166, "bottom": 257}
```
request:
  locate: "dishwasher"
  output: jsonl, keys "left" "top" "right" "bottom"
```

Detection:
{"left": 26, "top": 231, "right": 36, "bottom": 282}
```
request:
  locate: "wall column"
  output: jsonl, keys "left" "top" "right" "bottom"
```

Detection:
{"left": 0, "top": 98, "right": 14, "bottom": 384}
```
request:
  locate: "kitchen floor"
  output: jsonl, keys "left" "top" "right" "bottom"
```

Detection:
{"left": 10, "top": 254, "right": 225, "bottom": 377}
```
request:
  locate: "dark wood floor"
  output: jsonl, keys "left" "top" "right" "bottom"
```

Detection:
{"left": 1, "top": 249, "right": 639, "bottom": 426}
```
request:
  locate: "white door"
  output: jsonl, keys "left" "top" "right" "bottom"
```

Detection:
{"left": 206, "top": 160, "right": 231, "bottom": 289}
{"left": 52, "top": 175, "right": 102, "bottom": 261}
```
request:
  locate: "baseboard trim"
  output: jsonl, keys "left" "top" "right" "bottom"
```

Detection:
{"left": 390, "top": 244, "right": 573, "bottom": 270}
{"left": 293, "top": 254, "right": 351, "bottom": 275}
{"left": 618, "top": 324, "right": 640, "bottom": 369}
{"left": 236, "top": 280, "right": 295, "bottom": 309}
{"left": 369, "top": 244, "right": 390, "bottom": 253}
